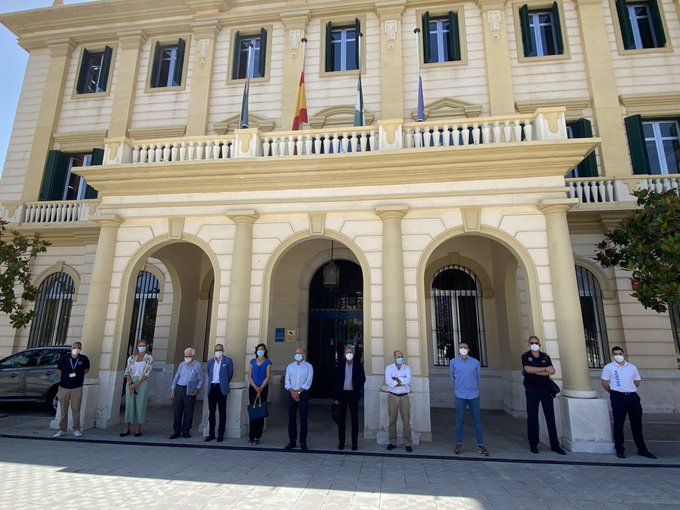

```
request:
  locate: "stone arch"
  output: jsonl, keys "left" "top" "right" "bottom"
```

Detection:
{"left": 423, "top": 252, "right": 495, "bottom": 300}
{"left": 573, "top": 256, "right": 614, "bottom": 300}
{"left": 33, "top": 261, "right": 81, "bottom": 303}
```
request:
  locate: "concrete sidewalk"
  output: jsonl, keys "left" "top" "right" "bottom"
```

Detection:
{"left": 1, "top": 401, "right": 679, "bottom": 466}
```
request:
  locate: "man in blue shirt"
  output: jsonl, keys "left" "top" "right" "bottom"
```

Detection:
{"left": 284, "top": 347, "right": 314, "bottom": 451}
{"left": 170, "top": 347, "right": 205, "bottom": 439}
{"left": 449, "top": 342, "right": 488, "bottom": 456}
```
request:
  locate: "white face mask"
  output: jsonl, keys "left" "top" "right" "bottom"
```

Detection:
{"left": 294, "top": 353, "right": 303, "bottom": 362}
{"left": 71, "top": 348, "right": 80, "bottom": 356}
{"left": 614, "top": 354, "right": 625, "bottom": 363}
{"left": 256, "top": 350, "right": 265, "bottom": 358}
{"left": 345, "top": 353, "right": 354, "bottom": 361}
{"left": 138, "top": 346, "right": 146, "bottom": 353}
{"left": 530, "top": 344, "right": 540, "bottom": 352}
{"left": 184, "top": 356, "right": 193, "bottom": 364}
{"left": 459, "top": 348, "right": 469, "bottom": 356}
{"left": 214, "top": 351, "right": 223, "bottom": 359}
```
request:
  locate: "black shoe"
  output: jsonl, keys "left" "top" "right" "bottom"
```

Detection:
{"left": 134, "top": 432, "right": 142, "bottom": 437}
{"left": 616, "top": 452, "right": 626, "bottom": 459}
{"left": 301, "top": 444, "right": 308, "bottom": 452}
{"left": 169, "top": 433, "right": 180, "bottom": 439}
{"left": 205, "top": 435, "right": 215, "bottom": 442}
{"left": 530, "top": 446, "right": 539, "bottom": 454}
{"left": 182, "top": 433, "right": 191, "bottom": 438}
{"left": 284, "top": 442, "right": 295, "bottom": 450}
{"left": 551, "top": 446, "right": 566, "bottom": 455}
{"left": 405, "top": 445, "right": 413, "bottom": 453}
{"left": 217, "top": 436, "right": 224, "bottom": 443}
{"left": 253, "top": 439, "right": 260, "bottom": 445}
{"left": 338, "top": 444, "right": 345, "bottom": 450}
{"left": 351, "top": 445, "right": 358, "bottom": 451}
{"left": 639, "top": 451, "right": 657, "bottom": 459}
{"left": 386, "top": 444, "right": 396, "bottom": 451}
{"left": 120, "top": 431, "right": 130, "bottom": 437}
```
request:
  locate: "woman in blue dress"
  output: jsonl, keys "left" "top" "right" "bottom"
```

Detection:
{"left": 247, "top": 343, "right": 272, "bottom": 445}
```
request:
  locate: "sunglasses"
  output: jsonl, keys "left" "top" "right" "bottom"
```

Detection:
{"left": 529, "top": 342, "right": 540, "bottom": 345}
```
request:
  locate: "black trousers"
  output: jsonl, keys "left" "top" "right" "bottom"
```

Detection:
{"left": 286, "top": 390, "right": 310, "bottom": 445}
{"left": 338, "top": 390, "right": 360, "bottom": 448}
{"left": 525, "top": 384, "right": 560, "bottom": 448}
{"left": 248, "top": 385, "right": 269, "bottom": 440}
{"left": 610, "top": 391, "right": 648, "bottom": 454}
{"left": 207, "top": 384, "right": 227, "bottom": 438}
{"left": 172, "top": 386, "right": 196, "bottom": 435}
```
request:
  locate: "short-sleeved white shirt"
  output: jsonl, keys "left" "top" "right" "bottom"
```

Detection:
{"left": 601, "top": 361, "right": 641, "bottom": 393}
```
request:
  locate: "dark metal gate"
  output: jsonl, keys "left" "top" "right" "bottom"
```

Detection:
{"left": 575, "top": 266, "right": 609, "bottom": 368}
{"left": 126, "top": 271, "right": 160, "bottom": 356}
{"left": 28, "top": 272, "right": 75, "bottom": 347}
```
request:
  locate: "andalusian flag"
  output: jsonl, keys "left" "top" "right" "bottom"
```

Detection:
{"left": 354, "top": 74, "right": 364, "bottom": 127}
{"left": 292, "top": 71, "right": 308, "bottom": 130}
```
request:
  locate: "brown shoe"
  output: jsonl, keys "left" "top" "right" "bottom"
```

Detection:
{"left": 454, "top": 443, "right": 463, "bottom": 455}
{"left": 478, "top": 445, "right": 489, "bottom": 457}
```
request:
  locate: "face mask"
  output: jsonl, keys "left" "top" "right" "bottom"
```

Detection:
{"left": 214, "top": 351, "right": 223, "bottom": 359}
{"left": 530, "top": 344, "right": 540, "bottom": 352}
{"left": 345, "top": 353, "right": 354, "bottom": 361}
{"left": 459, "top": 348, "right": 469, "bottom": 356}
{"left": 184, "top": 357, "right": 193, "bottom": 364}
{"left": 395, "top": 357, "right": 404, "bottom": 365}
{"left": 294, "top": 353, "right": 303, "bottom": 362}
{"left": 138, "top": 346, "right": 146, "bottom": 353}
{"left": 614, "top": 355, "right": 625, "bottom": 363}
{"left": 71, "top": 348, "right": 80, "bottom": 356}
{"left": 256, "top": 350, "right": 265, "bottom": 358}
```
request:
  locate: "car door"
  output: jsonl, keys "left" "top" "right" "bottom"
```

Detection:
{"left": 23, "top": 349, "right": 60, "bottom": 399}
{"left": 0, "top": 351, "right": 38, "bottom": 399}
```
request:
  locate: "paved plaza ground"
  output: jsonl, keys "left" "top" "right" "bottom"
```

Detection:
{"left": 1, "top": 402, "right": 680, "bottom": 509}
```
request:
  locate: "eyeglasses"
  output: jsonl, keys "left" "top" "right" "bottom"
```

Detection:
{"left": 529, "top": 342, "right": 540, "bottom": 345}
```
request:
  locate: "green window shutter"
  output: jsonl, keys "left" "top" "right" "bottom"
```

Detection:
{"left": 648, "top": 0, "right": 666, "bottom": 47}
{"left": 150, "top": 41, "right": 162, "bottom": 87}
{"left": 447, "top": 11, "right": 461, "bottom": 61}
{"left": 624, "top": 115, "right": 651, "bottom": 174}
{"left": 421, "top": 11, "right": 431, "bottom": 63}
{"left": 232, "top": 31, "right": 241, "bottom": 80}
{"left": 84, "top": 148, "right": 104, "bottom": 199}
{"left": 325, "top": 21, "right": 334, "bottom": 72}
{"left": 258, "top": 28, "right": 268, "bottom": 78}
{"left": 99, "top": 46, "right": 113, "bottom": 92}
{"left": 76, "top": 49, "right": 91, "bottom": 94}
{"left": 354, "top": 18, "right": 361, "bottom": 70}
{"left": 519, "top": 5, "right": 533, "bottom": 57}
{"left": 38, "top": 150, "right": 69, "bottom": 201}
{"left": 551, "top": 2, "right": 564, "bottom": 55}
{"left": 172, "top": 38, "right": 186, "bottom": 86}
{"left": 615, "top": 0, "right": 635, "bottom": 49}
{"left": 572, "top": 118, "right": 598, "bottom": 177}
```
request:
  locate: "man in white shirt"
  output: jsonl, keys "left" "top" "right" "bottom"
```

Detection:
{"left": 601, "top": 346, "right": 656, "bottom": 459}
{"left": 284, "top": 347, "right": 314, "bottom": 451}
{"left": 384, "top": 350, "right": 413, "bottom": 452}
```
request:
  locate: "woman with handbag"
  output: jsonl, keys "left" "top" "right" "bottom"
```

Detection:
{"left": 247, "top": 343, "right": 272, "bottom": 445}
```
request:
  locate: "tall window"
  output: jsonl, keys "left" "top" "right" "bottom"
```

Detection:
{"left": 625, "top": 116, "right": 680, "bottom": 175}
{"left": 431, "top": 265, "right": 486, "bottom": 366}
{"left": 325, "top": 19, "right": 360, "bottom": 72}
{"left": 670, "top": 304, "right": 680, "bottom": 367}
{"left": 232, "top": 29, "right": 268, "bottom": 80}
{"left": 421, "top": 11, "right": 461, "bottom": 63}
{"left": 519, "top": 3, "right": 563, "bottom": 57}
{"left": 28, "top": 272, "right": 75, "bottom": 348}
{"left": 615, "top": 0, "right": 666, "bottom": 49}
{"left": 76, "top": 46, "right": 113, "bottom": 94}
{"left": 150, "top": 38, "right": 186, "bottom": 88}
{"left": 203, "top": 280, "right": 214, "bottom": 362}
{"left": 127, "top": 271, "right": 160, "bottom": 357}
{"left": 575, "top": 266, "right": 609, "bottom": 368}
{"left": 38, "top": 149, "right": 103, "bottom": 201}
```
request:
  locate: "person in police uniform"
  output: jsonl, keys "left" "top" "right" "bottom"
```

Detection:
{"left": 521, "top": 336, "right": 566, "bottom": 455}
{"left": 601, "top": 346, "right": 656, "bottom": 459}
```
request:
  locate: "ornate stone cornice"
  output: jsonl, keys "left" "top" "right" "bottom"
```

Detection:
{"left": 619, "top": 92, "right": 680, "bottom": 117}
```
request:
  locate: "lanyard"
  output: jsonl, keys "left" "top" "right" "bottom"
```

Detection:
{"left": 70, "top": 357, "right": 79, "bottom": 371}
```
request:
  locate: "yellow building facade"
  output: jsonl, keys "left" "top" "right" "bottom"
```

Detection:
{"left": 1, "top": 0, "right": 678, "bottom": 451}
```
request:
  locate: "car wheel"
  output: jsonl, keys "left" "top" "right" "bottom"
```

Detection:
{"left": 47, "top": 386, "right": 59, "bottom": 413}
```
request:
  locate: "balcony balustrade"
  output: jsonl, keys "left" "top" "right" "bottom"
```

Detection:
{"left": 1, "top": 200, "right": 98, "bottom": 225}
{"left": 565, "top": 175, "right": 680, "bottom": 203}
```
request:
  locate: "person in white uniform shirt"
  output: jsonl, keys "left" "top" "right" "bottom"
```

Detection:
{"left": 284, "top": 347, "right": 314, "bottom": 451}
{"left": 384, "top": 350, "right": 413, "bottom": 452}
{"left": 601, "top": 346, "right": 656, "bottom": 459}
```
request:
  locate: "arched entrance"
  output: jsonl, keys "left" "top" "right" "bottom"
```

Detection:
{"left": 307, "top": 259, "right": 363, "bottom": 398}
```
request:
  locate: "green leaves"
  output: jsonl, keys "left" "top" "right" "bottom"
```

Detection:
{"left": 595, "top": 189, "right": 680, "bottom": 313}
{"left": 0, "top": 219, "right": 49, "bottom": 328}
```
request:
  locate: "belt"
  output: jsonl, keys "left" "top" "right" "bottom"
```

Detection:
{"left": 176, "top": 385, "right": 187, "bottom": 388}
{"left": 613, "top": 390, "right": 636, "bottom": 396}
{"left": 211, "top": 383, "right": 221, "bottom": 386}
{"left": 389, "top": 392, "right": 408, "bottom": 397}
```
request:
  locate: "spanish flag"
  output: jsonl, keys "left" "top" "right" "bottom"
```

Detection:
{"left": 292, "top": 71, "right": 308, "bottom": 130}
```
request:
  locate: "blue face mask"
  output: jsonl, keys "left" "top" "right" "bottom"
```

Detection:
{"left": 396, "top": 357, "right": 404, "bottom": 365}
{"left": 138, "top": 346, "right": 146, "bottom": 353}
{"left": 256, "top": 350, "right": 265, "bottom": 357}
{"left": 294, "top": 353, "right": 303, "bottom": 362}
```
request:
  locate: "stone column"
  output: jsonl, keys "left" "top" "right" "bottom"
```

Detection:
{"left": 376, "top": 2, "right": 405, "bottom": 119}
{"left": 280, "top": 12, "right": 310, "bottom": 129}
{"left": 575, "top": 0, "right": 631, "bottom": 177}
{"left": 107, "top": 32, "right": 146, "bottom": 139}
{"left": 186, "top": 21, "right": 221, "bottom": 136}
{"left": 539, "top": 199, "right": 612, "bottom": 453}
{"left": 376, "top": 206, "right": 408, "bottom": 363}
{"left": 23, "top": 39, "right": 74, "bottom": 201}
{"left": 476, "top": 0, "right": 515, "bottom": 115}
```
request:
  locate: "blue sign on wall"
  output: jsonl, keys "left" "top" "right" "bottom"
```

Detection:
{"left": 275, "top": 327, "right": 285, "bottom": 342}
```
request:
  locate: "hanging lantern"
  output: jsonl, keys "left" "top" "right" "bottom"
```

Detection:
{"left": 323, "top": 241, "right": 340, "bottom": 288}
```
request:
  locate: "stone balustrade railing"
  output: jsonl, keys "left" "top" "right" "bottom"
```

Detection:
{"left": 565, "top": 174, "right": 680, "bottom": 203}
{"left": 1, "top": 199, "right": 99, "bottom": 225}
{"left": 103, "top": 107, "right": 568, "bottom": 165}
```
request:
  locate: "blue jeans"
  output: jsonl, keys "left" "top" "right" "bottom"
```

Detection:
{"left": 455, "top": 396, "right": 484, "bottom": 445}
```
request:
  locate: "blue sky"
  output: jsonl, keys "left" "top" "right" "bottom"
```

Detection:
{"left": 0, "top": 0, "right": 97, "bottom": 177}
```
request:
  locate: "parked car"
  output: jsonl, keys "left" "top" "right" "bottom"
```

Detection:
{"left": 0, "top": 346, "right": 71, "bottom": 412}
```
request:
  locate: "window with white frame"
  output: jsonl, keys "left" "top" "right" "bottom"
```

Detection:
{"left": 150, "top": 38, "right": 186, "bottom": 88}
{"left": 519, "top": 2, "right": 564, "bottom": 57}
{"left": 325, "top": 19, "right": 360, "bottom": 72}
{"left": 643, "top": 120, "right": 680, "bottom": 175}
{"left": 232, "top": 28, "right": 268, "bottom": 80}
{"left": 76, "top": 46, "right": 113, "bottom": 94}
{"left": 615, "top": 0, "right": 666, "bottom": 50}
{"left": 421, "top": 11, "right": 461, "bottom": 63}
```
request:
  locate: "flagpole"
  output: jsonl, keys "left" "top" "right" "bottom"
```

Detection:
{"left": 239, "top": 43, "right": 253, "bottom": 129}
{"left": 414, "top": 28, "right": 425, "bottom": 122}
{"left": 354, "top": 31, "right": 365, "bottom": 127}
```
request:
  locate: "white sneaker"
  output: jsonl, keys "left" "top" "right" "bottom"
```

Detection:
{"left": 52, "top": 431, "right": 65, "bottom": 438}
{"left": 73, "top": 430, "right": 82, "bottom": 437}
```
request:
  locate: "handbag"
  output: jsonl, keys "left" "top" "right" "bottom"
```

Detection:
{"left": 549, "top": 379, "right": 561, "bottom": 398}
{"left": 247, "top": 395, "right": 269, "bottom": 420}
